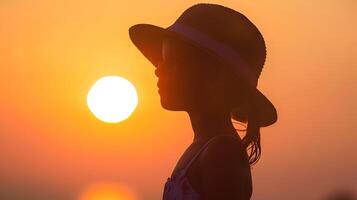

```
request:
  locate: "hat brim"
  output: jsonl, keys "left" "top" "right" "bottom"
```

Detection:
{"left": 129, "top": 24, "right": 277, "bottom": 127}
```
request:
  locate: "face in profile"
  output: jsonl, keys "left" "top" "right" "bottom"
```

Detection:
{"left": 154, "top": 37, "right": 219, "bottom": 111}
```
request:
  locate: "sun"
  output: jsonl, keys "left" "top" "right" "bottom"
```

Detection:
{"left": 87, "top": 75, "right": 138, "bottom": 123}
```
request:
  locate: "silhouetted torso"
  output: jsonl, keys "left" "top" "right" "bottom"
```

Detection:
{"left": 163, "top": 134, "right": 252, "bottom": 200}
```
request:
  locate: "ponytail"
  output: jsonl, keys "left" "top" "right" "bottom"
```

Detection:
{"left": 231, "top": 101, "right": 262, "bottom": 166}
{"left": 241, "top": 115, "right": 261, "bottom": 166}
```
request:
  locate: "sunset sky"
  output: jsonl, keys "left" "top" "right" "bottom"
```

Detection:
{"left": 0, "top": 0, "right": 356, "bottom": 200}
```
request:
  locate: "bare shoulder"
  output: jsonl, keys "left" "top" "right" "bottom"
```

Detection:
{"left": 200, "top": 135, "right": 246, "bottom": 165}
{"left": 198, "top": 135, "right": 252, "bottom": 199}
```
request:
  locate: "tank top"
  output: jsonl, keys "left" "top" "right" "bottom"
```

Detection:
{"left": 162, "top": 134, "right": 239, "bottom": 200}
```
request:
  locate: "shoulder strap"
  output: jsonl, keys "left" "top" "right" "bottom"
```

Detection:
{"left": 181, "top": 134, "right": 238, "bottom": 174}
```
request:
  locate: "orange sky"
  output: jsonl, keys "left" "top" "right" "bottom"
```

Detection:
{"left": 0, "top": 0, "right": 356, "bottom": 199}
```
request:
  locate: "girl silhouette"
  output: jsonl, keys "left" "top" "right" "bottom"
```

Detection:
{"left": 129, "top": 3, "right": 277, "bottom": 200}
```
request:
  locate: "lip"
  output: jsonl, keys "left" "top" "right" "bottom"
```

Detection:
{"left": 158, "top": 84, "right": 164, "bottom": 91}
{"left": 157, "top": 80, "right": 167, "bottom": 92}
{"left": 157, "top": 81, "right": 163, "bottom": 88}
{"left": 157, "top": 83, "right": 161, "bottom": 92}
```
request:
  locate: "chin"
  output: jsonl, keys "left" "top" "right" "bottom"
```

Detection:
{"left": 159, "top": 95, "right": 185, "bottom": 111}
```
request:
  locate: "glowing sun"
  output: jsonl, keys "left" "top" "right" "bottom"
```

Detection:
{"left": 87, "top": 75, "right": 138, "bottom": 123}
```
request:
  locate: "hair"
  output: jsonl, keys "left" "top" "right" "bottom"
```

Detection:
{"left": 244, "top": 116, "right": 261, "bottom": 166}
{"left": 198, "top": 46, "right": 263, "bottom": 166}
{"left": 233, "top": 106, "right": 261, "bottom": 166}
{"left": 214, "top": 63, "right": 262, "bottom": 166}
{"left": 228, "top": 87, "right": 261, "bottom": 166}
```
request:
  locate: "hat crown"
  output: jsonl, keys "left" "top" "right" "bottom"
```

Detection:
{"left": 170, "top": 3, "right": 266, "bottom": 82}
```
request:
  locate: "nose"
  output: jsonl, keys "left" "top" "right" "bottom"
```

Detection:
{"left": 155, "top": 69, "right": 162, "bottom": 88}
{"left": 155, "top": 68, "right": 160, "bottom": 77}
{"left": 155, "top": 60, "right": 164, "bottom": 77}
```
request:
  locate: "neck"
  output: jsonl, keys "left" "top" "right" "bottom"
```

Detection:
{"left": 187, "top": 108, "right": 238, "bottom": 143}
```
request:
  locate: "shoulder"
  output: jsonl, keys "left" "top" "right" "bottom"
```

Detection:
{"left": 198, "top": 135, "right": 252, "bottom": 199}
{"left": 200, "top": 135, "right": 244, "bottom": 165}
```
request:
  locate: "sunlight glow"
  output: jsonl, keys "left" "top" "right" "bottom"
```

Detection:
{"left": 87, "top": 75, "right": 138, "bottom": 123}
{"left": 79, "top": 182, "right": 138, "bottom": 200}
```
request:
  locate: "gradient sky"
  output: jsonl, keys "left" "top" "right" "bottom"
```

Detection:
{"left": 0, "top": 0, "right": 356, "bottom": 200}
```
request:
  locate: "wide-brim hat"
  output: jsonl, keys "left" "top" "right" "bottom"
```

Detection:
{"left": 128, "top": 3, "right": 277, "bottom": 127}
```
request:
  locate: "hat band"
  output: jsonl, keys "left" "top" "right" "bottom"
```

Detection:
{"left": 167, "top": 23, "right": 257, "bottom": 87}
